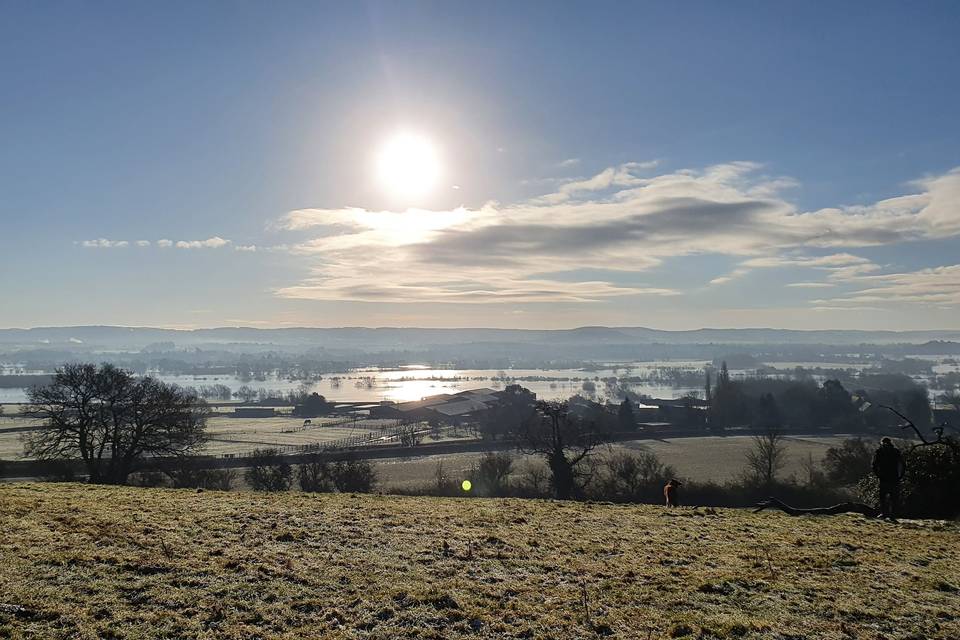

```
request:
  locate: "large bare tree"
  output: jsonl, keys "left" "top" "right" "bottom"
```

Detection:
{"left": 23, "top": 363, "right": 209, "bottom": 484}
{"left": 518, "top": 400, "right": 606, "bottom": 500}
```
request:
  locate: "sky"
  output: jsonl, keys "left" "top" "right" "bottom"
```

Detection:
{"left": 1, "top": 1, "right": 959, "bottom": 331}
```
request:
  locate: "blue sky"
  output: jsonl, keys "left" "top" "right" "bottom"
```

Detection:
{"left": 1, "top": 1, "right": 958, "bottom": 330}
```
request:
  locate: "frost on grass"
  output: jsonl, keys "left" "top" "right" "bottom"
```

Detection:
{"left": 0, "top": 483, "right": 958, "bottom": 639}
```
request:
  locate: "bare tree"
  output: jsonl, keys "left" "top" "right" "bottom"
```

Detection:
{"left": 744, "top": 428, "right": 787, "bottom": 486}
{"left": 596, "top": 449, "right": 675, "bottom": 502}
{"left": 518, "top": 400, "right": 606, "bottom": 500}
{"left": 234, "top": 385, "right": 259, "bottom": 403}
{"left": 23, "top": 363, "right": 208, "bottom": 485}
{"left": 398, "top": 423, "right": 423, "bottom": 447}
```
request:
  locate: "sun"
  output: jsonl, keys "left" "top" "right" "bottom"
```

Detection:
{"left": 375, "top": 132, "right": 442, "bottom": 200}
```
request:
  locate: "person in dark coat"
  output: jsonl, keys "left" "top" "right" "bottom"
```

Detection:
{"left": 872, "top": 437, "right": 905, "bottom": 520}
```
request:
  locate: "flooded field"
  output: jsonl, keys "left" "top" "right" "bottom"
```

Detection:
{"left": 4, "top": 355, "right": 957, "bottom": 406}
{"left": 0, "top": 361, "right": 708, "bottom": 404}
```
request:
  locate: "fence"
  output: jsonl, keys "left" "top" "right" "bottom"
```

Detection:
{"left": 219, "top": 420, "right": 432, "bottom": 459}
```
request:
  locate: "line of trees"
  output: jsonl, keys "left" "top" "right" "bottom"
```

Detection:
{"left": 707, "top": 364, "right": 935, "bottom": 432}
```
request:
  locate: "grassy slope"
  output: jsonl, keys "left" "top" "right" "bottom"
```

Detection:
{"left": 1, "top": 484, "right": 958, "bottom": 640}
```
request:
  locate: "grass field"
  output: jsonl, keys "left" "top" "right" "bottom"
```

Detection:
{"left": 373, "top": 435, "right": 855, "bottom": 490}
{"left": 1, "top": 424, "right": 858, "bottom": 488}
{"left": 1, "top": 483, "right": 958, "bottom": 639}
{"left": 0, "top": 415, "right": 402, "bottom": 460}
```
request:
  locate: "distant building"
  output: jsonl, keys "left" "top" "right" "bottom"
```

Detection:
{"left": 373, "top": 387, "right": 534, "bottom": 423}
{"left": 232, "top": 407, "right": 276, "bottom": 418}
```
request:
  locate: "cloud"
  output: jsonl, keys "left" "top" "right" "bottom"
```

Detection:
{"left": 234, "top": 244, "right": 257, "bottom": 252}
{"left": 79, "top": 238, "right": 129, "bottom": 248}
{"left": 786, "top": 282, "right": 836, "bottom": 288}
{"left": 709, "top": 269, "right": 750, "bottom": 286}
{"left": 533, "top": 161, "right": 661, "bottom": 204}
{"left": 558, "top": 158, "right": 581, "bottom": 168}
{"left": 816, "top": 264, "right": 960, "bottom": 308}
{"left": 714, "top": 252, "right": 882, "bottom": 285}
{"left": 83, "top": 237, "right": 234, "bottom": 250}
{"left": 175, "top": 237, "right": 231, "bottom": 249}
{"left": 273, "top": 162, "right": 960, "bottom": 305}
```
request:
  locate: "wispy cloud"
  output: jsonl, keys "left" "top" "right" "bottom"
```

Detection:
{"left": 81, "top": 237, "right": 233, "bottom": 249}
{"left": 714, "top": 252, "right": 882, "bottom": 286}
{"left": 271, "top": 162, "right": 960, "bottom": 306}
{"left": 175, "top": 237, "right": 231, "bottom": 249}
{"left": 533, "top": 160, "right": 661, "bottom": 204}
{"left": 78, "top": 238, "right": 129, "bottom": 248}
{"left": 709, "top": 269, "right": 750, "bottom": 286}
{"left": 815, "top": 264, "right": 960, "bottom": 307}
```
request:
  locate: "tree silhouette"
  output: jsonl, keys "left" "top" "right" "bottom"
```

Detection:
{"left": 518, "top": 400, "right": 606, "bottom": 500}
{"left": 744, "top": 428, "right": 787, "bottom": 486}
{"left": 24, "top": 363, "right": 208, "bottom": 485}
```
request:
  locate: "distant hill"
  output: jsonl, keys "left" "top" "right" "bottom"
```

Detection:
{"left": 1, "top": 325, "right": 959, "bottom": 351}
{"left": 1, "top": 483, "right": 957, "bottom": 638}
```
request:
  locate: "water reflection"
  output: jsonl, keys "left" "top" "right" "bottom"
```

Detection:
{"left": 0, "top": 363, "right": 705, "bottom": 404}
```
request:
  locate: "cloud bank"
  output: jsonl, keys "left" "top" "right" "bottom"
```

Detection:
{"left": 273, "top": 162, "right": 960, "bottom": 307}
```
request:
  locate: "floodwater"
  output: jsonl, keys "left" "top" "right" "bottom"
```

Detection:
{"left": 2, "top": 355, "right": 955, "bottom": 404}
{"left": 0, "top": 362, "right": 706, "bottom": 404}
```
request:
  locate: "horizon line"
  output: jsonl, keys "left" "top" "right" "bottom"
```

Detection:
{"left": 2, "top": 324, "right": 959, "bottom": 334}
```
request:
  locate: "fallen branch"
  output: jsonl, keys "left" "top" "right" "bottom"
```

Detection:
{"left": 753, "top": 497, "right": 879, "bottom": 517}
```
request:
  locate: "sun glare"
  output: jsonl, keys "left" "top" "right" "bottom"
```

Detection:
{"left": 376, "top": 132, "right": 442, "bottom": 200}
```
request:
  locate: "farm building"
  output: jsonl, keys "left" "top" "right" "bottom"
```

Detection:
{"left": 232, "top": 407, "right": 277, "bottom": 418}
{"left": 372, "top": 387, "right": 533, "bottom": 424}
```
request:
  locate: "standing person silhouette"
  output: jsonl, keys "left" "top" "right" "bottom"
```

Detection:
{"left": 872, "top": 437, "right": 905, "bottom": 520}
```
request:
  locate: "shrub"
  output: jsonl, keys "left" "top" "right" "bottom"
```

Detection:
{"left": 245, "top": 449, "right": 293, "bottom": 491}
{"left": 593, "top": 450, "right": 675, "bottom": 503}
{"left": 297, "top": 454, "right": 377, "bottom": 493}
{"left": 163, "top": 458, "right": 237, "bottom": 490}
{"left": 822, "top": 437, "right": 873, "bottom": 486}
{"left": 469, "top": 452, "right": 513, "bottom": 496}
{"left": 298, "top": 455, "right": 335, "bottom": 493}
{"left": 514, "top": 461, "right": 550, "bottom": 498}
{"left": 330, "top": 457, "right": 378, "bottom": 493}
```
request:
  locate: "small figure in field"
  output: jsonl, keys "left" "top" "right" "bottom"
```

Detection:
{"left": 664, "top": 479, "right": 682, "bottom": 507}
{"left": 872, "top": 437, "right": 905, "bottom": 520}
